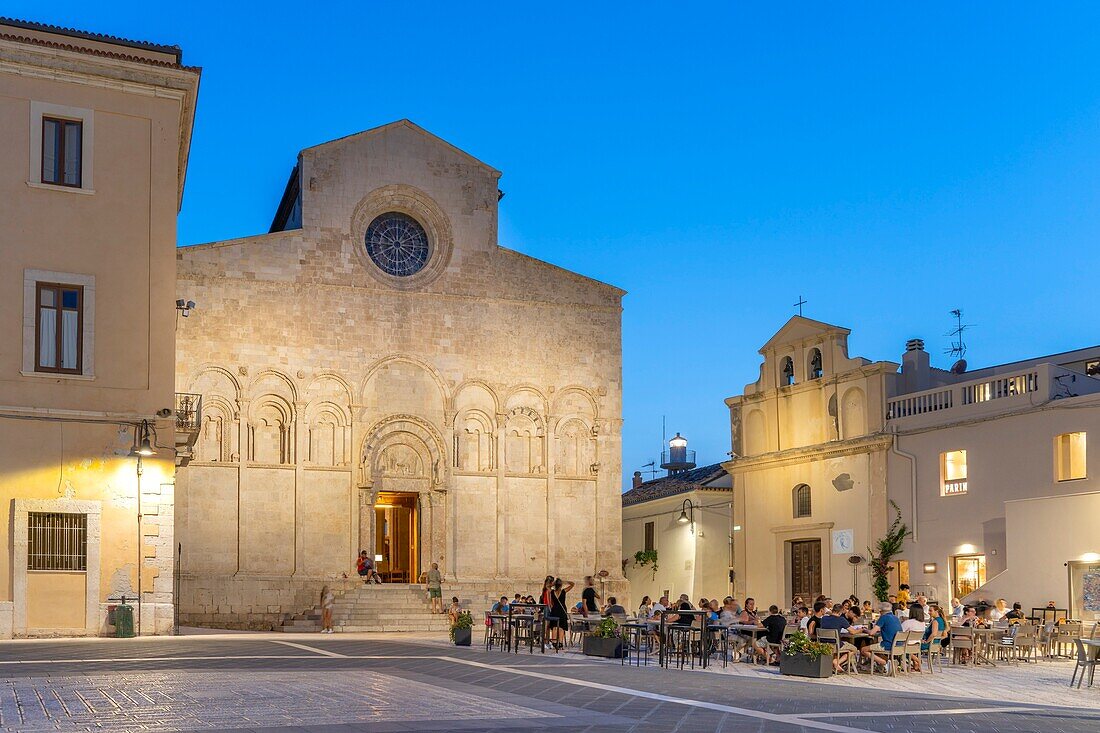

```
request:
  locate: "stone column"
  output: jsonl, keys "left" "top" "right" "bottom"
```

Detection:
{"left": 358, "top": 488, "right": 374, "bottom": 560}
{"left": 494, "top": 413, "right": 507, "bottom": 579}
{"left": 293, "top": 400, "right": 307, "bottom": 576}
{"left": 545, "top": 414, "right": 556, "bottom": 580}
{"left": 234, "top": 397, "right": 251, "bottom": 575}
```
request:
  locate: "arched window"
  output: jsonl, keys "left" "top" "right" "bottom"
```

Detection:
{"left": 809, "top": 348, "right": 823, "bottom": 380}
{"left": 780, "top": 356, "right": 795, "bottom": 386}
{"left": 793, "top": 484, "right": 811, "bottom": 518}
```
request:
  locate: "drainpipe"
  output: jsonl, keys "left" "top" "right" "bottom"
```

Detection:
{"left": 890, "top": 427, "right": 918, "bottom": 542}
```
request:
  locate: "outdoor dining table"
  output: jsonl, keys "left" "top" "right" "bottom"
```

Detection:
{"left": 962, "top": 625, "right": 999, "bottom": 666}
{"left": 506, "top": 602, "right": 548, "bottom": 654}
{"left": 657, "top": 610, "right": 712, "bottom": 669}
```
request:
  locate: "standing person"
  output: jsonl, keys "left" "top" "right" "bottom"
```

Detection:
{"left": 320, "top": 584, "right": 335, "bottom": 634}
{"left": 425, "top": 562, "right": 444, "bottom": 614}
{"left": 540, "top": 576, "right": 554, "bottom": 608}
{"left": 581, "top": 576, "right": 600, "bottom": 614}
{"left": 547, "top": 578, "right": 575, "bottom": 651}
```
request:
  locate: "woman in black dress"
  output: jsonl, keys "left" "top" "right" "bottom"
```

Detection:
{"left": 548, "top": 577, "right": 575, "bottom": 650}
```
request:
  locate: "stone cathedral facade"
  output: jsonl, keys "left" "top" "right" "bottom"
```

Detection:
{"left": 174, "top": 120, "right": 625, "bottom": 627}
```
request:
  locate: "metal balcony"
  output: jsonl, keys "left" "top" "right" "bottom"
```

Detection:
{"left": 174, "top": 392, "right": 202, "bottom": 467}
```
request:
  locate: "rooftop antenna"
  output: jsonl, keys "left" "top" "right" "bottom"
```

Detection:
{"left": 638, "top": 461, "right": 661, "bottom": 480}
{"left": 945, "top": 308, "right": 972, "bottom": 374}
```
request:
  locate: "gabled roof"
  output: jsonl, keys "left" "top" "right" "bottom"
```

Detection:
{"left": 621, "top": 463, "right": 730, "bottom": 507}
{"left": 301, "top": 119, "right": 501, "bottom": 177}
{"left": 759, "top": 315, "right": 850, "bottom": 353}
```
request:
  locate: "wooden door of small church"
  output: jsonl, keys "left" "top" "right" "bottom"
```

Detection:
{"left": 790, "top": 539, "right": 822, "bottom": 601}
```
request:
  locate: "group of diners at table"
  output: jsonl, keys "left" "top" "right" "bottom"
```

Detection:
{"left": 482, "top": 575, "right": 1094, "bottom": 676}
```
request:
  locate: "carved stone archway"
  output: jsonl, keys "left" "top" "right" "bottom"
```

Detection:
{"left": 358, "top": 415, "right": 448, "bottom": 579}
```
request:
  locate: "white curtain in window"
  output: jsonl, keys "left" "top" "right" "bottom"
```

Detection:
{"left": 63, "top": 123, "right": 81, "bottom": 185}
{"left": 39, "top": 308, "right": 57, "bottom": 367}
{"left": 42, "top": 119, "right": 59, "bottom": 181}
{"left": 61, "top": 309, "right": 79, "bottom": 370}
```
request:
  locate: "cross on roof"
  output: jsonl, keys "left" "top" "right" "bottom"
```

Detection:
{"left": 793, "top": 295, "right": 808, "bottom": 317}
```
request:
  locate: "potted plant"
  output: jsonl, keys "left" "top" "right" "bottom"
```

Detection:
{"left": 450, "top": 610, "right": 473, "bottom": 646}
{"left": 779, "top": 630, "right": 834, "bottom": 678}
{"left": 632, "top": 549, "right": 659, "bottom": 580}
{"left": 582, "top": 617, "right": 626, "bottom": 658}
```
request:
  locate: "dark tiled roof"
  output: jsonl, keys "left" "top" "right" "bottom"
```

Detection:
{"left": 621, "top": 463, "right": 729, "bottom": 507}
{"left": 0, "top": 17, "right": 185, "bottom": 65}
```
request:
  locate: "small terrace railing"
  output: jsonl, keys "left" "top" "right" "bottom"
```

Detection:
{"left": 175, "top": 392, "right": 202, "bottom": 433}
{"left": 886, "top": 364, "right": 1095, "bottom": 424}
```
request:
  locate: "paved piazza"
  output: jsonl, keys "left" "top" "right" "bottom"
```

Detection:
{"left": 0, "top": 633, "right": 1097, "bottom": 732}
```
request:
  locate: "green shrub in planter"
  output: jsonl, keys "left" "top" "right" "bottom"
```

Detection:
{"left": 582, "top": 617, "right": 625, "bottom": 658}
{"left": 450, "top": 610, "right": 473, "bottom": 646}
{"left": 780, "top": 630, "right": 834, "bottom": 678}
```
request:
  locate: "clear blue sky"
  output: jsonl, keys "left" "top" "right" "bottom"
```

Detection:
{"left": 19, "top": 3, "right": 1100, "bottom": 488}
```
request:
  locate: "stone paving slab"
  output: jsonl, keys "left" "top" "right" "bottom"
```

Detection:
{"left": 0, "top": 635, "right": 1098, "bottom": 732}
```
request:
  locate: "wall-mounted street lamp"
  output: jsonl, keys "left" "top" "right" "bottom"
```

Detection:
{"left": 130, "top": 420, "right": 156, "bottom": 458}
{"left": 677, "top": 498, "right": 696, "bottom": 533}
{"left": 127, "top": 419, "right": 159, "bottom": 638}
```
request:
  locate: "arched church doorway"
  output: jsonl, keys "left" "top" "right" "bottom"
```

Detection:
{"left": 375, "top": 491, "right": 420, "bottom": 583}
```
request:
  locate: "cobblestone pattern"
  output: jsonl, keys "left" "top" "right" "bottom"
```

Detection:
{"left": 0, "top": 670, "right": 547, "bottom": 731}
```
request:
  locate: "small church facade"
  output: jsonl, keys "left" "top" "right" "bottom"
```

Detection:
{"left": 723, "top": 317, "right": 896, "bottom": 607}
{"left": 174, "top": 121, "right": 625, "bottom": 627}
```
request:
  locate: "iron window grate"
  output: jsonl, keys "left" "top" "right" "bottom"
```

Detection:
{"left": 28, "top": 512, "right": 87, "bottom": 571}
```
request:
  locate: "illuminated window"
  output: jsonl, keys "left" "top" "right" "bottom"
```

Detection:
{"left": 952, "top": 554, "right": 985, "bottom": 599}
{"left": 1055, "top": 432, "right": 1086, "bottom": 481}
{"left": 941, "top": 450, "right": 967, "bottom": 496}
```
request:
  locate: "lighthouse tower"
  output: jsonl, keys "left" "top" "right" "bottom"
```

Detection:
{"left": 660, "top": 432, "right": 696, "bottom": 476}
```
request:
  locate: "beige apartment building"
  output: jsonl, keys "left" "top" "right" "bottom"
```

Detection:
{"left": 0, "top": 19, "right": 200, "bottom": 637}
{"left": 722, "top": 317, "right": 1100, "bottom": 620}
{"left": 887, "top": 341, "right": 1100, "bottom": 621}
{"left": 174, "top": 120, "right": 626, "bottom": 628}
{"left": 621, "top": 460, "right": 732, "bottom": 605}
{"left": 723, "top": 317, "right": 897, "bottom": 606}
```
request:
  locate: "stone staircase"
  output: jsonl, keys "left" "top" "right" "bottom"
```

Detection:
{"left": 333, "top": 584, "right": 451, "bottom": 632}
{"left": 280, "top": 583, "right": 485, "bottom": 633}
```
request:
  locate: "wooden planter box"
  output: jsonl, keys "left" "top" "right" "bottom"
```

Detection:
{"left": 452, "top": 628, "right": 472, "bottom": 646}
{"left": 779, "top": 652, "right": 833, "bottom": 678}
{"left": 582, "top": 636, "right": 625, "bottom": 658}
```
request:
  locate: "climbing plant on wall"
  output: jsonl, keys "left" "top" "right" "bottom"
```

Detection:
{"left": 867, "top": 501, "right": 912, "bottom": 602}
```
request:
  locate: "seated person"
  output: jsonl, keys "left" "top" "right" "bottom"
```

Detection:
{"left": 805, "top": 601, "right": 828, "bottom": 638}
{"left": 447, "top": 596, "right": 462, "bottom": 624}
{"left": 961, "top": 605, "right": 984, "bottom": 628}
{"left": 1003, "top": 602, "right": 1025, "bottom": 624}
{"left": 719, "top": 597, "right": 739, "bottom": 624}
{"left": 705, "top": 599, "right": 720, "bottom": 623}
{"left": 861, "top": 600, "right": 874, "bottom": 618}
{"left": 795, "top": 606, "right": 810, "bottom": 630}
{"left": 922, "top": 604, "right": 948, "bottom": 653}
{"left": 673, "top": 595, "right": 694, "bottom": 626}
{"left": 602, "top": 596, "right": 627, "bottom": 617}
{"left": 861, "top": 602, "right": 902, "bottom": 671}
{"left": 738, "top": 597, "right": 760, "bottom": 625}
{"left": 817, "top": 603, "right": 859, "bottom": 672}
{"left": 490, "top": 596, "right": 510, "bottom": 614}
{"left": 754, "top": 605, "right": 788, "bottom": 664}
{"left": 356, "top": 551, "right": 382, "bottom": 584}
{"left": 900, "top": 604, "right": 926, "bottom": 671}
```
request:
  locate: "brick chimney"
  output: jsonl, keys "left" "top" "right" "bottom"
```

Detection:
{"left": 632, "top": 471, "right": 643, "bottom": 489}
